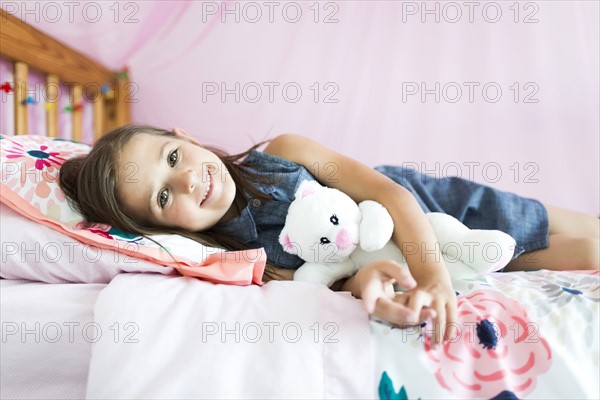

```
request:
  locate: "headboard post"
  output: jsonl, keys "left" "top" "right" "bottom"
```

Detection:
{"left": 71, "top": 84, "right": 83, "bottom": 141}
{"left": 14, "top": 61, "right": 28, "bottom": 134}
{"left": 46, "top": 74, "right": 59, "bottom": 137}
{"left": 116, "top": 73, "right": 132, "bottom": 128}
{"left": 93, "top": 92, "right": 105, "bottom": 140}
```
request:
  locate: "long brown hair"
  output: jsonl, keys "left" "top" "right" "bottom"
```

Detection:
{"left": 58, "top": 124, "right": 284, "bottom": 281}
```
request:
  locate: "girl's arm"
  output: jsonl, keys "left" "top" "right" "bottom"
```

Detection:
{"left": 264, "top": 134, "right": 457, "bottom": 344}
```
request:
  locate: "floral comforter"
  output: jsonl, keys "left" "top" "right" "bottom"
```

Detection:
{"left": 372, "top": 270, "right": 599, "bottom": 399}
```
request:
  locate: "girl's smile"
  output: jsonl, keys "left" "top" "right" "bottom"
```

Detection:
{"left": 200, "top": 171, "right": 212, "bottom": 207}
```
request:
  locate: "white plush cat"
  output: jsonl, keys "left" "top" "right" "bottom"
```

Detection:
{"left": 279, "top": 180, "right": 516, "bottom": 287}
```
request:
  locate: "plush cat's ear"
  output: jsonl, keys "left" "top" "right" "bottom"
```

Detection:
{"left": 295, "top": 180, "right": 322, "bottom": 200}
{"left": 279, "top": 228, "right": 299, "bottom": 255}
{"left": 358, "top": 200, "right": 393, "bottom": 252}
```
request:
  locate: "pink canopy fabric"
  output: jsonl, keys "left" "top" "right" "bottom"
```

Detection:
{"left": 1, "top": 1, "right": 598, "bottom": 215}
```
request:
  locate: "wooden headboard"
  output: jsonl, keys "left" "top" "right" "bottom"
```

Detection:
{"left": 0, "top": 8, "right": 131, "bottom": 141}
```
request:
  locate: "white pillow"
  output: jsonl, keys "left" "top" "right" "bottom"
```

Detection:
{"left": 0, "top": 203, "right": 175, "bottom": 283}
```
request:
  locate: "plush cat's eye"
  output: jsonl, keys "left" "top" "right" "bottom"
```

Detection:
{"left": 330, "top": 215, "right": 339, "bottom": 225}
{"left": 320, "top": 237, "right": 331, "bottom": 245}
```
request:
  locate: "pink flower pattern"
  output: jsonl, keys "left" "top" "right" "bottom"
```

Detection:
{"left": 1, "top": 135, "right": 90, "bottom": 224}
{"left": 424, "top": 290, "right": 552, "bottom": 398}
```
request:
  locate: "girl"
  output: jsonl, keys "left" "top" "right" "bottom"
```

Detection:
{"left": 59, "top": 124, "right": 599, "bottom": 346}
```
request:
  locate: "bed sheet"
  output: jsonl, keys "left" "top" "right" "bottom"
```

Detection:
{"left": 0, "top": 279, "right": 105, "bottom": 400}
{"left": 86, "top": 274, "right": 373, "bottom": 399}
{"left": 86, "top": 270, "right": 599, "bottom": 399}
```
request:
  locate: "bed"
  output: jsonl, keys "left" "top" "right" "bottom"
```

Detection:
{"left": 1, "top": 7, "right": 599, "bottom": 400}
{"left": 2, "top": 270, "right": 598, "bottom": 399}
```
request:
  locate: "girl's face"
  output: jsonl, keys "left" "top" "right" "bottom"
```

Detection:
{"left": 115, "top": 133, "right": 237, "bottom": 231}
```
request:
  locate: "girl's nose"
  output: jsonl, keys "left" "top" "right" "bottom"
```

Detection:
{"left": 179, "top": 170, "right": 197, "bottom": 194}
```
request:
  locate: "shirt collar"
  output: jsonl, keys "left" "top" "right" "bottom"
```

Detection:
{"left": 217, "top": 205, "right": 258, "bottom": 244}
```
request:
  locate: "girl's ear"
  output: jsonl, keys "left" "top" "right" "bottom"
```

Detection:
{"left": 172, "top": 127, "right": 202, "bottom": 146}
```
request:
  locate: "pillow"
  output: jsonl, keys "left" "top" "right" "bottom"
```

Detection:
{"left": 0, "top": 203, "right": 176, "bottom": 283}
{"left": 0, "top": 134, "right": 265, "bottom": 285}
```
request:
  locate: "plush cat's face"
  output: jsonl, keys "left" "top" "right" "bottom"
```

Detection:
{"left": 279, "top": 180, "right": 361, "bottom": 263}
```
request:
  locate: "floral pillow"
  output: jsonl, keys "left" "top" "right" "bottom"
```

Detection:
{"left": 1, "top": 135, "right": 90, "bottom": 226}
{"left": 0, "top": 134, "right": 265, "bottom": 285}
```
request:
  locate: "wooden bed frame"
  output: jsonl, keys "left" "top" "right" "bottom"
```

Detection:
{"left": 0, "top": 9, "right": 131, "bottom": 141}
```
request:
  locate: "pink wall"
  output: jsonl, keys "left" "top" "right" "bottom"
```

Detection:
{"left": 1, "top": 1, "right": 598, "bottom": 215}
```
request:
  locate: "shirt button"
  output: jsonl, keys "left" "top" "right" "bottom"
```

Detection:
{"left": 251, "top": 198, "right": 262, "bottom": 208}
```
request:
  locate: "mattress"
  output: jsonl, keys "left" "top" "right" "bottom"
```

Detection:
{"left": 0, "top": 279, "right": 105, "bottom": 399}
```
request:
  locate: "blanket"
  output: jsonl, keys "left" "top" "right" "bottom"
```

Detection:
{"left": 374, "top": 270, "right": 599, "bottom": 399}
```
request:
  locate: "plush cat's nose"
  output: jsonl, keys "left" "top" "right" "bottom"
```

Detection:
{"left": 335, "top": 229, "right": 352, "bottom": 251}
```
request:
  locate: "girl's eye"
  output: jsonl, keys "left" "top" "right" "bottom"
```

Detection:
{"left": 158, "top": 148, "right": 178, "bottom": 209}
{"left": 320, "top": 237, "right": 330, "bottom": 245}
{"left": 330, "top": 214, "right": 339, "bottom": 225}
{"left": 158, "top": 189, "right": 169, "bottom": 209}
{"left": 168, "top": 149, "right": 179, "bottom": 167}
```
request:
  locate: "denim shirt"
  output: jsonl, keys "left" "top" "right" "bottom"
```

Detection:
{"left": 217, "top": 150, "right": 549, "bottom": 269}
{"left": 217, "top": 150, "right": 316, "bottom": 269}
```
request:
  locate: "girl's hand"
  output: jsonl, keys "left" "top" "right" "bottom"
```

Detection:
{"left": 393, "top": 276, "right": 458, "bottom": 346}
{"left": 356, "top": 260, "right": 436, "bottom": 328}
